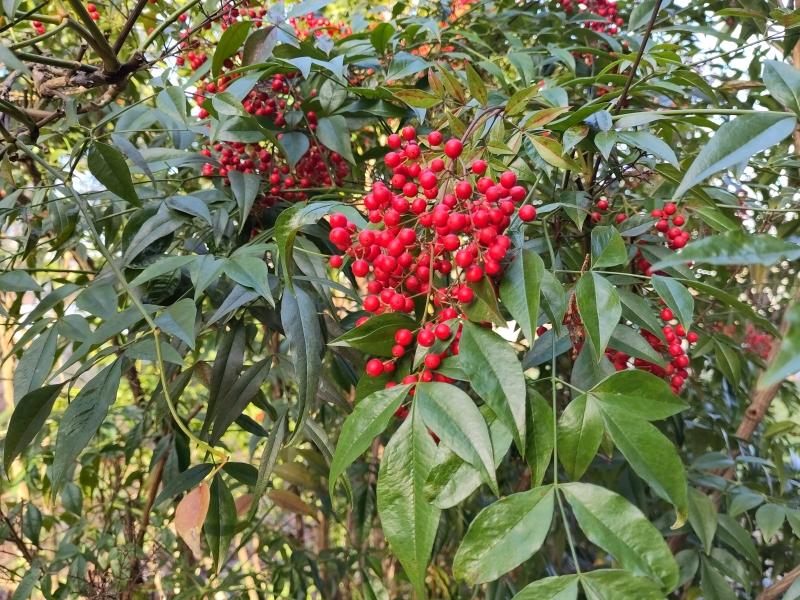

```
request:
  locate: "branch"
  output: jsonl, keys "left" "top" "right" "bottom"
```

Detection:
{"left": 113, "top": 0, "right": 149, "bottom": 55}
{"left": 63, "top": 0, "right": 121, "bottom": 72}
{"left": 757, "top": 564, "right": 800, "bottom": 600}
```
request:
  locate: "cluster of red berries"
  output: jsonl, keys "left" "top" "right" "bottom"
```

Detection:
{"left": 86, "top": 3, "right": 100, "bottom": 21}
{"left": 289, "top": 13, "right": 352, "bottom": 40}
{"left": 327, "top": 126, "right": 536, "bottom": 383}
{"left": 31, "top": 20, "right": 46, "bottom": 35}
{"left": 590, "top": 195, "right": 627, "bottom": 224}
{"left": 744, "top": 324, "right": 773, "bottom": 359}
{"left": 606, "top": 308, "right": 698, "bottom": 393}
{"left": 560, "top": 0, "right": 623, "bottom": 34}
{"left": 651, "top": 202, "right": 690, "bottom": 249}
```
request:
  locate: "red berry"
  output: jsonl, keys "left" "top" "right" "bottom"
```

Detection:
{"left": 387, "top": 134, "right": 402, "bottom": 149}
{"left": 672, "top": 215, "right": 685, "bottom": 226}
{"left": 597, "top": 198, "right": 609, "bottom": 210}
{"left": 401, "top": 126, "right": 416, "bottom": 140}
{"left": 329, "top": 255, "right": 343, "bottom": 268}
{"left": 352, "top": 259, "right": 369, "bottom": 277}
{"left": 392, "top": 344, "right": 406, "bottom": 358}
{"left": 366, "top": 358, "right": 385, "bottom": 377}
{"left": 395, "top": 328, "right": 413, "bottom": 346}
{"left": 687, "top": 331, "right": 699, "bottom": 343}
{"left": 660, "top": 308, "right": 674, "bottom": 321}
{"left": 424, "top": 353, "right": 442, "bottom": 369}
{"left": 519, "top": 205, "right": 537, "bottom": 221}
{"left": 428, "top": 131, "right": 443, "bottom": 146}
{"left": 444, "top": 138, "right": 463, "bottom": 159}
{"left": 499, "top": 171, "right": 517, "bottom": 189}
{"left": 471, "top": 159, "right": 487, "bottom": 174}
{"left": 455, "top": 181, "right": 472, "bottom": 199}
{"left": 663, "top": 202, "right": 677, "bottom": 215}
{"left": 434, "top": 323, "right": 451, "bottom": 340}
{"left": 364, "top": 295, "right": 380, "bottom": 312}
{"left": 418, "top": 329, "right": 435, "bottom": 347}
{"left": 457, "top": 286, "right": 475, "bottom": 303}
{"left": 615, "top": 213, "right": 627, "bottom": 224}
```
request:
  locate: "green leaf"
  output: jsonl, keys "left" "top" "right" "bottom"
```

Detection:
{"left": 591, "top": 226, "right": 628, "bottom": 268}
{"left": 227, "top": 170, "right": 261, "bottom": 229}
{"left": 540, "top": 269, "right": 567, "bottom": 334}
{"left": 688, "top": 488, "right": 718, "bottom": 555}
{"left": 453, "top": 486, "right": 554, "bottom": 584}
{"left": 618, "top": 289, "right": 667, "bottom": 339}
{"left": 674, "top": 113, "right": 796, "bottom": 200}
{"left": 618, "top": 131, "right": 679, "bottom": 167}
{"left": 51, "top": 360, "right": 122, "bottom": 492}
{"left": 500, "top": 248, "right": 544, "bottom": 342}
{"left": 458, "top": 321, "right": 527, "bottom": 453}
{"left": 210, "top": 358, "right": 271, "bottom": 444}
{"left": 122, "top": 206, "right": 181, "bottom": 266}
{"left": 526, "top": 389, "right": 555, "bottom": 486}
{"left": 561, "top": 482, "right": 680, "bottom": 591}
{"left": 370, "top": 22, "right": 394, "bottom": 53}
{"left": 253, "top": 407, "right": 287, "bottom": 506}
{"left": 716, "top": 514, "right": 759, "bottom": 567}
{"left": 281, "top": 285, "right": 323, "bottom": 442}
{"left": 4, "top": 384, "right": 62, "bottom": 473}
{"left": 213, "top": 21, "right": 251, "bottom": 76}
{"left": 654, "top": 231, "right": 800, "bottom": 269}
{"left": 0, "top": 270, "right": 41, "bottom": 292}
{"left": 377, "top": 406, "right": 440, "bottom": 599}
{"left": 608, "top": 325, "right": 667, "bottom": 367}
{"left": 330, "top": 313, "right": 417, "bottom": 357}
{"left": 599, "top": 404, "right": 688, "bottom": 527}
{"left": 154, "top": 464, "right": 214, "bottom": 506}
{"left": 316, "top": 115, "right": 355, "bottom": 163}
{"left": 463, "top": 275, "right": 506, "bottom": 327}
{"left": 10, "top": 567, "right": 40, "bottom": 600}
{"left": 511, "top": 575, "right": 579, "bottom": 600}
{"left": 651, "top": 275, "right": 694, "bottom": 328}
{"left": 576, "top": 272, "right": 621, "bottom": 359}
{"left": 393, "top": 88, "right": 442, "bottom": 108}
{"left": 155, "top": 298, "right": 196, "bottom": 349}
{"left": 87, "top": 142, "right": 139, "bottom": 206}
{"left": 629, "top": 0, "right": 671, "bottom": 30}
{"left": 588, "top": 370, "right": 687, "bottom": 420}
{"left": 278, "top": 132, "right": 310, "bottom": 168}
{"left": 761, "top": 301, "right": 800, "bottom": 388}
{"left": 557, "top": 394, "right": 603, "bottom": 480}
{"left": 205, "top": 474, "right": 237, "bottom": 571}
{"left": 465, "top": 62, "right": 488, "bottom": 106}
{"left": 130, "top": 255, "right": 196, "bottom": 287}
{"left": 581, "top": 569, "right": 666, "bottom": 599}
{"left": 424, "top": 407, "right": 512, "bottom": 509}
{"left": 415, "top": 382, "right": 497, "bottom": 494}
{"left": 755, "top": 503, "right": 785, "bottom": 543}
{"left": 329, "top": 384, "right": 412, "bottom": 496}
{"left": 13, "top": 326, "right": 57, "bottom": 403}
{"left": 530, "top": 135, "right": 577, "bottom": 170}
{"left": 763, "top": 60, "right": 800, "bottom": 115}
{"left": 700, "top": 560, "right": 736, "bottom": 600}
{"left": 224, "top": 255, "right": 273, "bottom": 305}
{"left": 506, "top": 87, "right": 538, "bottom": 116}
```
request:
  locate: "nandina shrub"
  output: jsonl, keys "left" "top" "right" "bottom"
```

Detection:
{"left": 0, "top": 0, "right": 799, "bottom": 598}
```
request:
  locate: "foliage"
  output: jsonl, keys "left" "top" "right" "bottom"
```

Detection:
{"left": 0, "top": 0, "right": 799, "bottom": 598}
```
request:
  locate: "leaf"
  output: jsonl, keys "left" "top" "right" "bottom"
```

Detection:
{"left": 224, "top": 255, "right": 273, "bottom": 305}
{"left": 530, "top": 135, "right": 577, "bottom": 170}
{"left": 500, "top": 248, "right": 544, "bottom": 343}
{"left": 763, "top": 60, "right": 800, "bottom": 115}
{"left": 506, "top": 87, "right": 538, "bottom": 116}
{"left": 526, "top": 389, "right": 555, "bottom": 486}
{"left": 760, "top": 301, "right": 800, "bottom": 388}
{"left": 511, "top": 575, "right": 579, "bottom": 600}
{"left": 393, "top": 88, "right": 442, "bottom": 108}
{"left": 130, "top": 255, "right": 196, "bottom": 287}
{"left": 87, "top": 142, "right": 139, "bottom": 206}
{"left": 465, "top": 63, "right": 488, "bottom": 106}
{"left": 576, "top": 272, "right": 621, "bottom": 359}
{"left": 316, "top": 115, "right": 355, "bottom": 163}
{"left": 562, "top": 482, "right": 680, "bottom": 591}
{"left": 122, "top": 206, "right": 181, "bottom": 266}
{"left": 209, "top": 358, "right": 271, "bottom": 443}
{"left": 281, "top": 285, "right": 323, "bottom": 442}
{"left": 13, "top": 326, "right": 58, "bottom": 403}
{"left": 459, "top": 321, "right": 527, "bottom": 453}
{"left": 0, "top": 270, "right": 40, "bottom": 292}
{"left": 155, "top": 298, "right": 196, "bottom": 349}
{"left": 205, "top": 474, "right": 237, "bottom": 571}
{"left": 540, "top": 269, "right": 567, "bottom": 334}
{"left": 279, "top": 131, "right": 310, "bottom": 168}
{"left": 155, "top": 464, "right": 214, "bottom": 506}
{"left": 674, "top": 113, "right": 796, "bottom": 200}
{"left": 557, "top": 394, "right": 603, "bottom": 479}
{"left": 329, "top": 384, "right": 412, "bottom": 496}
{"left": 629, "top": 0, "right": 671, "bottom": 30}
{"left": 330, "top": 313, "right": 417, "bottom": 357}
{"left": 227, "top": 170, "right": 261, "bottom": 229}
{"left": 377, "top": 406, "right": 440, "bottom": 599}
{"left": 463, "top": 275, "right": 506, "bottom": 326}
{"left": 175, "top": 482, "right": 210, "bottom": 558}
{"left": 688, "top": 488, "right": 718, "bottom": 554}
{"left": 166, "top": 195, "right": 212, "bottom": 224}
{"left": 588, "top": 369, "right": 687, "bottom": 421}
{"left": 415, "top": 382, "right": 497, "bottom": 493}
{"left": 213, "top": 21, "right": 251, "bottom": 76}
{"left": 599, "top": 404, "right": 688, "bottom": 527}
{"left": 651, "top": 275, "right": 694, "bottom": 329}
{"left": 618, "top": 131, "right": 679, "bottom": 167}
{"left": 608, "top": 325, "right": 667, "bottom": 366}
{"left": 716, "top": 514, "right": 759, "bottom": 567}
{"left": 700, "top": 560, "right": 736, "bottom": 600}
{"left": 267, "top": 489, "right": 316, "bottom": 518}
{"left": 51, "top": 361, "right": 122, "bottom": 492}
{"left": 4, "top": 384, "right": 62, "bottom": 473}
{"left": 581, "top": 569, "right": 666, "bottom": 599}
{"left": 591, "top": 226, "right": 628, "bottom": 268}
{"left": 755, "top": 503, "right": 785, "bottom": 543}
{"left": 654, "top": 232, "right": 800, "bottom": 269}
{"left": 9, "top": 567, "right": 40, "bottom": 600}
{"left": 370, "top": 22, "right": 394, "bottom": 53}
{"left": 253, "top": 407, "right": 287, "bottom": 505}
{"left": 453, "top": 486, "right": 554, "bottom": 584}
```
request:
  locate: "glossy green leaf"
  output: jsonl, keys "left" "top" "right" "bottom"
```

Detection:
{"left": 760, "top": 301, "right": 800, "bottom": 388}
{"left": 700, "top": 559, "right": 736, "bottom": 600}
{"left": 674, "top": 113, "right": 796, "bottom": 199}
{"left": 227, "top": 170, "right": 261, "bottom": 229}
{"left": 205, "top": 474, "right": 237, "bottom": 571}
{"left": 224, "top": 255, "right": 273, "bottom": 305}
{"left": 329, "top": 384, "right": 411, "bottom": 496}
{"left": 511, "top": 575, "right": 579, "bottom": 600}
{"left": 591, "top": 226, "right": 628, "bottom": 268}
{"left": 377, "top": 406, "right": 440, "bottom": 599}
{"left": 155, "top": 298, "right": 196, "bottom": 349}
{"left": 0, "top": 270, "right": 40, "bottom": 292}
{"left": 459, "top": 321, "right": 526, "bottom": 452}
{"left": 688, "top": 488, "right": 718, "bottom": 554}
{"left": 13, "top": 326, "right": 57, "bottom": 403}
{"left": 755, "top": 504, "right": 785, "bottom": 543}
{"left": 453, "top": 486, "right": 554, "bottom": 584}
{"left": 253, "top": 407, "right": 287, "bottom": 507}
{"left": 464, "top": 275, "right": 506, "bottom": 327}
{"left": 330, "top": 313, "right": 417, "bottom": 357}
{"left": 618, "top": 130, "right": 679, "bottom": 167}
{"left": 526, "top": 388, "right": 554, "bottom": 487}
{"left": 465, "top": 62, "right": 488, "bottom": 106}
{"left": 212, "top": 21, "right": 251, "bottom": 76}
{"left": 87, "top": 142, "right": 139, "bottom": 206}
{"left": 763, "top": 60, "right": 800, "bottom": 115}
{"left": 51, "top": 360, "right": 122, "bottom": 492}
{"left": 281, "top": 285, "right": 323, "bottom": 442}
{"left": 576, "top": 272, "right": 621, "bottom": 359}
{"left": 154, "top": 464, "right": 214, "bottom": 506}
{"left": 608, "top": 325, "right": 667, "bottom": 367}
{"left": 651, "top": 275, "right": 694, "bottom": 328}
{"left": 540, "top": 269, "right": 567, "bottom": 334}
{"left": 562, "top": 482, "right": 680, "bottom": 591}
{"left": 209, "top": 358, "right": 271, "bottom": 444}
{"left": 415, "top": 382, "right": 497, "bottom": 493}
{"left": 581, "top": 569, "right": 666, "bottom": 600}
{"left": 4, "top": 384, "right": 62, "bottom": 473}
{"left": 588, "top": 370, "right": 687, "bottom": 420}
{"left": 716, "top": 514, "right": 759, "bottom": 567}
{"left": 500, "top": 248, "right": 544, "bottom": 342}
{"left": 600, "top": 404, "right": 688, "bottom": 526}
{"left": 557, "top": 394, "right": 603, "bottom": 480}
{"left": 316, "top": 115, "right": 355, "bottom": 163}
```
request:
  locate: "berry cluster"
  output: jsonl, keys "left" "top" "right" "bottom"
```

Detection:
{"left": 328, "top": 126, "right": 535, "bottom": 383}
{"left": 560, "top": 0, "right": 623, "bottom": 34}
{"left": 651, "top": 202, "right": 690, "bottom": 249}
{"left": 31, "top": 20, "right": 46, "bottom": 35}
{"left": 289, "top": 13, "right": 352, "bottom": 40}
{"left": 86, "top": 2, "right": 100, "bottom": 20}
{"left": 744, "top": 324, "right": 773, "bottom": 360}
{"left": 606, "top": 308, "right": 698, "bottom": 393}
{"left": 590, "top": 195, "right": 627, "bottom": 224}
